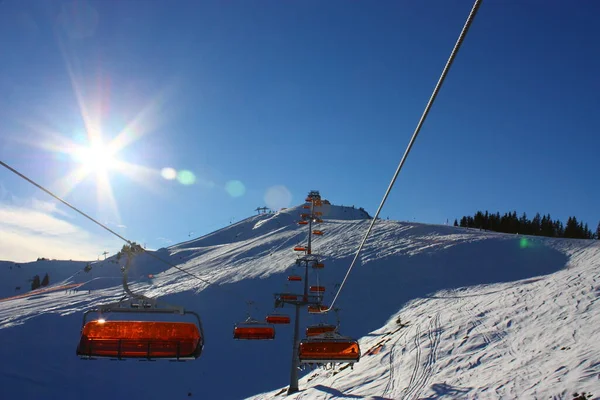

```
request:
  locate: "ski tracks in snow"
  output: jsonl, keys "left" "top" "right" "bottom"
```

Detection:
{"left": 381, "top": 327, "right": 410, "bottom": 398}
{"left": 394, "top": 313, "right": 442, "bottom": 400}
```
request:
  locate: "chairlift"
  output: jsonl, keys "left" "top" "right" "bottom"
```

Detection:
{"left": 312, "top": 262, "right": 325, "bottom": 269}
{"left": 280, "top": 294, "right": 299, "bottom": 301}
{"left": 233, "top": 317, "right": 275, "bottom": 340}
{"left": 298, "top": 221, "right": 308, "bottom": 225}
{"left": 76, "top": 249, "right": 204, "bottom": 360}
{"left": 294, "top": 246, "right": 306, "bottom": 252}
{"left": 298, "top": 332, "right": 360, "bottom": 364}
{"left": 308, "top": 305, "right": 328, "bottom": 314}
{"left": 309, "top": 286, "right": 325, "bottom": 293}
{"left": 265, "top": 314, "right": 291, "bottom": 324}
{"left": 288, "top": 275, "right": 302, "bottom": 282}
{"left": 306, "top": 323, "right": 337, "bottom": 337}
{"left": 312, "top": 230, "right": 324, "bottom": 236}
{"left": 302, "top": 205, "right": 310, "bottom": 209}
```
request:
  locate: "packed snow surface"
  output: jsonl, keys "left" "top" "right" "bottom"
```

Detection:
{"left": 0, "top": 204, "right": 598, "bottom": 399}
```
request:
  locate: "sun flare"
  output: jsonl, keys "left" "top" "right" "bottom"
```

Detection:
{"left": 72, "top": 140, "right": 117, "bottom": 173}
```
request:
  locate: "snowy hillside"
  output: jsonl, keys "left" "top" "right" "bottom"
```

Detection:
{"left": 0, "top": 203, "right": 598, "bottom": 399}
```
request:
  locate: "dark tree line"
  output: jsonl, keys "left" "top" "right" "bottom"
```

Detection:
{"left": 453, "top": 211, "right": 598, "bottom": 240}
{"left": 31, "top": 273, "right": 50, "bottom": 290}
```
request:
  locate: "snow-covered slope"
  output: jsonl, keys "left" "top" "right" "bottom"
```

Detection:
{"left": 0, "top": 204, "right": 598, "bottom": 399}
{"left": 0, "top": 259, "right": 89, "bottom": 298}
{"left": 252, "top": 238, "right": 600, "bottom": 400}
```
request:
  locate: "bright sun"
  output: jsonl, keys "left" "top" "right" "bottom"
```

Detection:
{"left": 72, "top": 140, "right": 117, "bottom": 172}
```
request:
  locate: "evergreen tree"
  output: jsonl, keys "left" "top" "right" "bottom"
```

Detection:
{"left": 510, "top": 212, "right": 516, "bottom": 233}
{"left": 31, "top": 275, "right": 41, "bottom": 290}
{"left": 555, "top": 220, "right": 564, "bottom": 237}
{"left": 519, "top": 212, "right": 528, "bottom": 234}
{"left": 41, "top": 273, "right": 49, "bottom": 287}
{"left": 596, "top": 221, "right": 600, "bottom": 240}
{"left": 453, "top": 219, "right": 458, "bottom": 227}
{"left": 582, "top": 223, "right": 590, "bottom": 239}
{"left": 531, "top": 213, "right": 541, "bottom": 236}
{"left": 564, "top": 216, "right": 579, "bottom": 238}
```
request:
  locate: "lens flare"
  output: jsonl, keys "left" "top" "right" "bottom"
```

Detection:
{"left": 160, "top": 167, "right": 177, "bottom": 180}
{"left": 264, "top": 185, "right": 292, "bottom": 210}
{"left": 177, "top": 170, "right": 196, "bottom": 185}
{"left": 225, "top": 180, "right": 246, "bottom": 197}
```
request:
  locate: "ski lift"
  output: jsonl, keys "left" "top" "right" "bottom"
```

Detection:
{"left": 313, "top": 211, "right": 323, "bottom": 216}
{"left": 312, "top": 262, "right": 325, "bottom": 269}
{"left": 302, "top": 205, "right": 310, "bottom": 209}
{"left": 298, "top": 221, "right": 308, "bottom": 225}
{"left": 288, "top": 275, "right": 302, "bottom": 282}
{"left": 76, "top": 248, "right": 204, "bottom": 360}
{"left": 233, "top": 317, "right": 275, "bottom": 340}
{"left": 314, "top": 218, "right": 324, "bottom": 223}
{"left": 306, "top": 323, "right": 337, "bottom": 337}
{"left": 77, "top": 320, "right": 202, "bottom": 360}
{"left": 298, "top": 332, "right": 360, "bottom": 364}
{"left": 309, "top": 286, "right": 325, "bottom": 293}
{"left": 308, "top": 305, "right": 328, "bottom": 314}
{"left": 265, "top": 314, "right": 291, "bottom": 325}
{"left": 312, "top": 230, "right": 324, "bottom": 236}
{"left": 294, "top": 246, "right": 306, "bottom": 252}
{"left": 280, "top": 294, "right": 299, "bottom": 301}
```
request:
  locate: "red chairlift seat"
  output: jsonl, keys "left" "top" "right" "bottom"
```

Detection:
{"left": 265, "top": 314, "right": 291, "bottom": 324}
{"left": 302, "top": 205, "right": 310, "bottom": 209}
{"left": 77, "top": 249, "right": 205, "bottom": 361}
{"left": 312, "top": 230, "right": 324, "bottom": 236}
{"left": 299, "top": 332, "right": 360, "bottom": 364}
{"left": 298, "top": 221, "right": 308, "bottom": 225}
{"left": 306, "top": 324, "right": 337, "bottom": 337}
{"left": 76, "top": 320, "right": 203, "bottom": 360}
{"left": 308, "top": 305, "right": 328, "bottom": 314}
{"left": 313, "top": 211, "right": 323, "bottom": 216}
{"left": 288, "top": 275, "right": 302, "bottom": 282}
{"left": 293, "top": 246, "right": 306, "bottom": 252}
{"left": 312, "top": 262, "right": 325, "bottom": 269}
{"left": 280, "top": 294, "right": 299, "bottom": 301}
{"left": 309, "top": 286, "right": 325, "bottom": 293}
{"left": 233, "top": 318, "right": 275, "bottom": 340}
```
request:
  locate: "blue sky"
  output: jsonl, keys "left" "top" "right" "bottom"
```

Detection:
{"left": 0, "top": 0, "right": 599, "bottom": 261}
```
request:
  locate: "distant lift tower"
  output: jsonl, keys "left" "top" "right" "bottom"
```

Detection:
{"left": 275, "top": 190, "right": 360, "bottom": 394}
